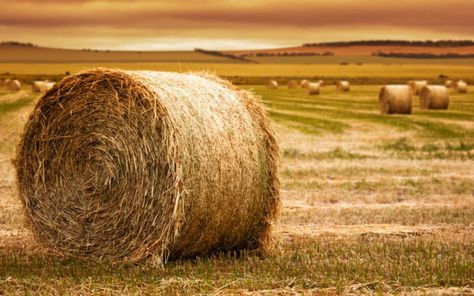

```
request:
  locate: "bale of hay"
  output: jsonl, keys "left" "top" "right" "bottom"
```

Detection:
{"left": 407, "top": 80, "right": 428, "bottom": 95}
{"left": 5, "top": 79, "right": 21, "bottom": 91}
{"left": 336, "top": 81, "right": 350, "bottom": 92}
{"left": 266, "top": 80, "right": 278, "bottom": 89}
{"left": 300, "top": 79, "right": 310, "bottom": 88}
{"left": 317, "top": 80, "right": 324, "bottom": 87}
{"left": 16, "top": 68, "right": 280, "bottom": 264}
{"left": 287, "top": 80, "right": 298, "bottom": 89}
{"left": 454, "top": 80, "right": 468, "bottom": 93}
{"left": 32, "top": 81, "right": 55, "bottom": 93}
{"left": 379, "top": 85, "right": 412, "bottom": 114}
{"left": 419, "top": 86, "right": 449, "bottom": 110}
{"left": 306, "top": 82, "right": 320, "bottom": 95}
{"left": 444, "top": 80, "right": 453, "bottom": 88}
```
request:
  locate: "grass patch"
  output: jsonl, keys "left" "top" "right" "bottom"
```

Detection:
{"left": 0, "top": 95, "right": 34, "bottom": 116}
{"left": 1, "top": 232, "right": 473, "bottom": 294}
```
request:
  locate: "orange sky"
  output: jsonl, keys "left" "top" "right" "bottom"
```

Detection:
{"left": 1, "top": 0, "right": 474, "bottom": 50}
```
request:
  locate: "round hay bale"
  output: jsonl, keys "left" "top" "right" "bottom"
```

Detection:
{"left": 336, "top": 81, "right": 350, "bottom": 92}
{"left": 33, "top": 81, "right": 56, "bottom": 94}
{"left": 454, "top": 80, "right": 468, "bottom": 93}
{"left": 407, "top": 80, "right": 428, "bottom": 95}
{"left": 287, "top": 80, "right": 298, "bottom": 89}
{"left": 317, "top": 80, "right": 324, "bottom": 87}
{"left": 5, "top": 79, "right": 21, "bottom": 91}
{"left": 420, "top": 86, "right": 449, "bottom": 110}
{"left": 444, "top": 80, "right": 453, "bottom": 88}
{"left": 16, "top": 68, "right": 280, "bottom": 264}
{"left": 266, "top": 80, "right": 278, "bottom": 89}
{"left": 379, "top": 85, "right": 412, "bottom": 114}
{"left": 300, "top": 79, "right": 310, "bottom": 88}
{"left": 306, "top": 82, "right": 320, "bottom": 95}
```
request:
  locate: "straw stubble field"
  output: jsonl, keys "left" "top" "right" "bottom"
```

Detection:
{"left": 0, "top": 84, "right": 473, "bottom": 294}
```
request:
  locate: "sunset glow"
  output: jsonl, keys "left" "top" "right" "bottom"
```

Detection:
{"left": 2, "top": 0, "right": 474, "bottom": 50}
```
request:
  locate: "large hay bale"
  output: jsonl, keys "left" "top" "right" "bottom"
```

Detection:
{"left": 266, "top": 80, "right": 278, "bottom": 89}
{"left": 407, "top": 80, "right": 428, "bottom": 95}
{"left": 336, "top": 81, "right": 350, "bottom": 92}
{"left": 32, "top": 81, "right": 55, "bottom": 93}
{"left": 306, "top": 82, "right": 320, "bottom": 95}
{"left": 379, "top": 85, "right": 412, "bottom": 114}
{"left": 300, "top": 79, "right": 310, "bottom": 88}
{"left": 287, "top": 80, "right": 298, "bottom": 89}
{"left": 454, "top": 80, "right": 468, "bottom": 93}
{"left": 5, "top": 79, "right": 21, "bottom": 91}
{"left": 16, "top": 68, "right": 280, "bottom": 264}
{"left": 420, "top": 86, "right": 449, "bottom": 110}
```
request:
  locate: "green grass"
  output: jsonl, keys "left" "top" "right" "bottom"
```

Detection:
{"left": 251, "top": 85, "right": 474, "bottom": 139}
{"left": 0, "top": 95, "right": 34, "bottom": 116}
{"left": 1, "top": 233, "right": 472, "bottom": 294}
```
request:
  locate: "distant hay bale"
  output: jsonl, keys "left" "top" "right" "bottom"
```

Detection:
{"left": 5, "top": 79, "right": 21, "bottom": 91}
{"left": 287, "top": 80, "right": 298, "bottom": 89}
{"left": 317, "top": 80, "right": 324, "bottom": 87}
{"left": 336, "top": 81, "right": 350, "bottom": 92}
{"left": 419, "top": 86, "right": 449, "bottom": 110}
{"left": 32, "top": 81, "right": 55, "bottom": 93}
{"left": 407, "top": 80, "right": 428, "bottom": 95}
{"left": 379, "top": 85, "right": 412, "bottom": 114}
{"left": 306, "top": 82, "right": 320, "bottom": 95}
{"left": 444, "top": 80, "right": 453, "bottom": 88}
{"left": 266, "top": 80, "right": 278, "bottom": 89}
{"left": 16, "top": 68, "right": 280, "bottom": 264}
{"left": 300, "top": 79, "right": 310, "bottom": 88}
{"left": 454, "top": 80, "right": 468, "bottom": 93}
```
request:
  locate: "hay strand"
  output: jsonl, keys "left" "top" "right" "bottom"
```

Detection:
{"left": 16, "top": 68, "right": 280, "bottom": 264}
{"left": 379, "top": 85, "right": 412, "bottom": 114}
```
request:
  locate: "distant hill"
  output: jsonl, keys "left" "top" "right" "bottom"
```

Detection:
{"left": 303, "top": 40, "right": 474, "bottom": 47}
{"left": 228, "top": 40, "right": 474, "bottom": 58}
{"left": 0, "top": 43, "right": 241, "bottom": 63}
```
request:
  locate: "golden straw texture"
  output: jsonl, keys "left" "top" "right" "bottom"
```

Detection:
{"left": 16, "top": 68, "right": 280, "bottom": 264}
{"left": 379, "top": 85, "right": 412, "bottom": 114}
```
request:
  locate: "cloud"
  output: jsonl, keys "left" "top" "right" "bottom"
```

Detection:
{"left": 1, "top": 0, "right": 473, "bottom": 49}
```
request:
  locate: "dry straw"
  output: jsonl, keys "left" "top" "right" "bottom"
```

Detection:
{"left": 266, "top": 80, "right": 278, "bottom": 89}
{"left": 16, "top": 68, "right": 280, "bottom": 264}
{"left": 287, "top": 80, "right": 298, "bottom": 89}
{"left": 336, "top": 81, "right": 350, "bottom": 92}
{"left": 454, "top": 80, "right": 468, "bottom": 93}
{"left": 300, "top": 79, "right": 310, "bottom": 88}
{"left": 306, "top": 82, "right": 320, "bottom": 95}
{"left": 32, "top": 81, "right": 55, "bottom": 93}
{"left": 407, "top": 80, "right": 428, "bottom": 95}
{"left": 379, "top": 85, "right": 412, "bottom": 114}
{"left": 5, "top": 79, "right": 21, "bottom": 91}
{"left": 444, "top": 80, "right": 453, "bottom": 88}
{"left": 420, "top": 86, "right": 449, "bottom": 110}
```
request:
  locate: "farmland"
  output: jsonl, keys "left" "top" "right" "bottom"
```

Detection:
{"left": 0, "top": 81, "right": 473, "bottom": 294}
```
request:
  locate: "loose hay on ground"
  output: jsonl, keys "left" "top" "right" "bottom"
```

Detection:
{"left": 16, "top": 68, "right": 280, "bottom": 264}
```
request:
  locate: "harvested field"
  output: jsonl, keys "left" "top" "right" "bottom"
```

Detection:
{"left": 0, "top": 84, "right": 473, "bottom": 294}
